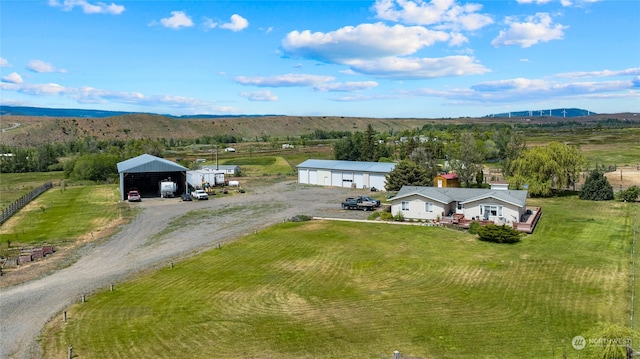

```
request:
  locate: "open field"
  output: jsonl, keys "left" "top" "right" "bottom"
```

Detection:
{"left": 40, "top": 197, "right": 639, "bottom": 358}
{"left": 0, "top": 185, "right": 128, "bottom": 246}
{"left": 526, "top": 127, "right": 640, "bottom": 167}
{"left": 0, "top": 171, "right": 65, "bottom": 209}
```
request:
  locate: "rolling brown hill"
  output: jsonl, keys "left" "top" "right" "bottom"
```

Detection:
{"left": 0, "top": 112, "right": 636, "bottom": 147}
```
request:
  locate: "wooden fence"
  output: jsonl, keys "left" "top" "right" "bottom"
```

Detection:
{"left": 0, "top": 182, "right": 52, "bottom": 226}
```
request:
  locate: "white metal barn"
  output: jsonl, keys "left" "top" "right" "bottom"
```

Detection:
{"left": 297, "top": 159, "right": 396, "bottom": 191}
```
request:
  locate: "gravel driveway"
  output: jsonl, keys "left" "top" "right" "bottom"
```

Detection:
{"left": 0, "top": 181, "right": 378, "bottom": 359}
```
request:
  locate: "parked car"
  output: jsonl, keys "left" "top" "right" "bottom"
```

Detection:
{"left": 192, "top": 189, "right": 209, "bottom": 200}
{"left": 127, "top": 190, "right": 141, "bottom": 202}
{"left": 181, "top": 193, "right": 192, "bottom": 201}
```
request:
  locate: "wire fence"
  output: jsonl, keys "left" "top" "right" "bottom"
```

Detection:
{"left": 631, "top": 201, "right": 638, "bottom": 340}
{"left": 0, "top": 182, "right": 52, "bottom": 226}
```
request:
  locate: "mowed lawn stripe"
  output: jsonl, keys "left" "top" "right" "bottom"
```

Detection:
{"left": 42, "top": 198, "right": 637, "bottom": 358}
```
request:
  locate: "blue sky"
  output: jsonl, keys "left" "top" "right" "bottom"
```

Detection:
{"left": 1, "top": 0, "right": 638, "bottom": 118}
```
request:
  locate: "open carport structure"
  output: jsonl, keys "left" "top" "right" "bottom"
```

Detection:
{"left": 117, "top": 154, "right": 188, "bottom": 201}
{"left": 297, "top": 159, "right": 395, "bottom": 191}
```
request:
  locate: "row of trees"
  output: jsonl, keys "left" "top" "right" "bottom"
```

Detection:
{"left": 337, "top": 125, "right": 601, "bottom": 198}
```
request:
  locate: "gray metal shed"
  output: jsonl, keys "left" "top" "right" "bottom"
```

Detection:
{"left": 297, "top": 159, "right": 396, "bottom": 191}
{"left": 117, "top": 154, "right": 189, "bottom": 200}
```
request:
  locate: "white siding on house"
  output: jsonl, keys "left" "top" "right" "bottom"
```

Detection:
{"left": 463, "top": 200, "right": 523, "bottom": 224}
{"left": 391, "top": 194, "right": 446, "bottom": 221}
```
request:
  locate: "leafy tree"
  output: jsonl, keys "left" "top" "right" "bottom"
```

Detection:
{"left": 68, "top": 153, "right": 120, "bottom": 182}
{"left": 580, "top": 169, "right": 614, "bottom": 201}
{"left": 384, "top": 160, "right": 430, "bottom": 191}
{"left": 362, "top": 124, "right": 377, "bottom": 162}
{"left": 409, "top": 147, "right": 439, "bottom": 184}
{"left": 448, "top": 132, "right": 483, "bottom": 187}
{"left": 501, "top": 132, "right": 526, "bottom": 177}
{"left": 509, "top": 142, "right": 584, "bottom": 197}
{"left": 482, "top": 139, "right": 500, "bottom": 162}
{"left": 477, "top": 224, "right": 523, "bottom": 244}
{"left": 617, "top": 185, "right": 640, "bottom": 202}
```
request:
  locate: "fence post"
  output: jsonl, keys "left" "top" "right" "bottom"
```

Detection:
{"left": 67, "top": 345, "right": 72, "bottom": 359}
{"left": 393, "top": 350, "right": 400, "bottom": 359}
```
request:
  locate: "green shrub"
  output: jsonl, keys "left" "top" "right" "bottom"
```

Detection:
{"left": 468, "top": 221, "right": 481, "bottom": 235}
{"left": 380, "top": 212, "right": 394, "bottom": 221}
{"left": 394, "top": 212, "right": 405, "bottom": 222}
{"left": 477, "top": 224, "right": 523, "bottom": 244}
{"left": 617, "top": 185, "right": 640, "bottom": 202}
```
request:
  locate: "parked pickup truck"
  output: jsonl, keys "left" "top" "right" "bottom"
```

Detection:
{"left": 191, "top": 189, "right": 209, "bottom": 200}
{"left": 341, "top": 196, "right": 378, "bottom": 211}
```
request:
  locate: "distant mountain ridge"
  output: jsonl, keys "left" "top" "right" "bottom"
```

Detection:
{"left": 0, "top": 105, "right": 280, "bottom": 119}
{"left": 487, "top": 108, "right": 595, "bottom": 118}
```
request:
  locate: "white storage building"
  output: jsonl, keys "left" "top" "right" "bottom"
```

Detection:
{"left": 297, "top": 159, "right": 395, "bottom": 191}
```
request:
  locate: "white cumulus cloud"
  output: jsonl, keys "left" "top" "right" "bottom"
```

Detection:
{"left": 220, "top": 14, "right": 249, "bottom": 32}
{"left": 48, "top": 0, "right": 125, "bottom": 14}
{"left": 372, "top": 0, "right": 493, "bottom": 31}
{"left": 160, "top": 11, "right": 193, "bottom": 29}
{"left": 0, "top": 57, "right": 10, "bottom": 67}
{"left": 282, "top": 22, "right": 489, "bottom": 79}
{"left": 283, "top": 23, "right": 450, "bottom": 62}
{"left": 1, "top": 72, "right": 24, "bottom": 84}
{"left": 204, "top": 14, "right": 249, "bottom": 31}
{"left": 492, "top": 12, "right": 567, "bottom": 48}
{"left": 27, "top": 60, "right": 67, "bottom": 73}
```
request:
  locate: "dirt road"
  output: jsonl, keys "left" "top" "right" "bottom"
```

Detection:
{"left": 0, "top": 181, "right": 374, "bottom": 359}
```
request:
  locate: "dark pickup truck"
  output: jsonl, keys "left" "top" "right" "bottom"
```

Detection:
{"left": 341, "top": 196, "right": 380, "bottom": 211}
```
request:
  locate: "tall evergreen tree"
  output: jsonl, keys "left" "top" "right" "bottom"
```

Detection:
{"left": 579, "top": 169, "right": 614, "bottom": 200}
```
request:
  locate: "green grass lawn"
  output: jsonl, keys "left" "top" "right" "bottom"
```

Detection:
{"left": 223, "top": 156, "right": 295, "bottom": 176}
{"left": 41, "top": 197, "right": 639, "bottom": 359}
{"left": 0, "top": 171, "right": 65, "bottom": 209}
{"left": 0, "top": 184, "right": 126, "bottom": 245}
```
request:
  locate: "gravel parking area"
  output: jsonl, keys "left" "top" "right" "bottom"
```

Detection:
{"left": 0, "top": 181, "right": 382, "bottom": 359}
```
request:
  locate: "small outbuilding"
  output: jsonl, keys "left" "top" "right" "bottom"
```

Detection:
{"left": 117, "top": 154, "right": 188, "bottom": 201}
{"left": 201, "top": 164, "right": 241, "bottom": 176}
{"left": 434, "top": 173, "right": 460, "bottom": 188}
{"left": 297, "top": 159, "right": 396, "bottom": 191}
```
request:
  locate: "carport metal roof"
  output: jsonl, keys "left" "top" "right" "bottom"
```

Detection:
{"left": 117, "top": 154, "right": 188, "bottom": 173}
{"left": 297, "top": 159, "right": 395, "bottom": 173}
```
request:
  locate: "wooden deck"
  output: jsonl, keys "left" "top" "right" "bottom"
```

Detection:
{"left": 440, "top": 207, "right": 542, "bottom": 234}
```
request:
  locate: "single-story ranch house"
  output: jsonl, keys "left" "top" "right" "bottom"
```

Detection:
{"left": 297, "top": 159, "right": 396, "bottom": 191}
{"left": 390, "top": 184, "right": 541, "bottom": 233}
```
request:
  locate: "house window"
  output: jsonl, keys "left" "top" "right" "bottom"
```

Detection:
{"left": 425, "top": 202, "right": 434, "bottom": 212}
{"left": 481, "top": 205, "right": 503, "bottom": 219}
{"left": 402, "top": 201, "right": 410, "bottom": 211}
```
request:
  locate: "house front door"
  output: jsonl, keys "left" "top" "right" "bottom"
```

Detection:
{"left": 456, "top": 202, "right": 464, "bottom": 214}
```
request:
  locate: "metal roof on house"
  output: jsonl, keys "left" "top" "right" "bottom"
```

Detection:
{"left": 392, "top": 186, "right": 527, "bottom": 207}
{"left": 297, "top": 159, "right": 396, "bottom": 173}
{"left": 117, "top": 154, "right": 188, "bottom": 173}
